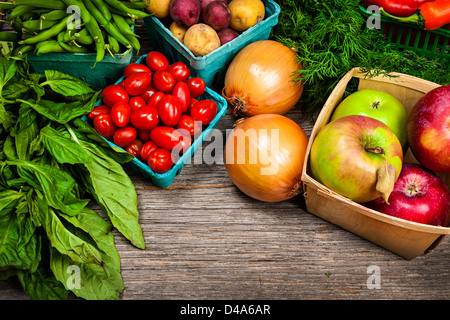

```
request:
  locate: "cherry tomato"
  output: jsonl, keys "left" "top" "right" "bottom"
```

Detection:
{"left": 124, "top": 63, "right": 152, "bottom": 78}
{"left": 153, "top": 70, "right": 176, "bottom": 93}
{"left": 88, "top": 105, "right": 110, "bottom": 121}
{"left": 166, "top": 62, "right": 190, "bottom": 82}
{"left": 150, "top": 126, "right": 185, "bottom": 150}
{"left": 190, "top": 99, "right": 217, "bottom": 125}
{"left": 123, "top": 72, "right": 152, "bottom": 96}
{"left": 139, "top": 140, "right": 158, "bottom": 160}
{"left": 186, "top": 77, "right": 206, "bottom": 98}
{"left": 111, "top": 101, "right": 131, "bottom": 127}
{"left": 146, "top": 51, "right": 169, "bottom": 72}
{"left": 94, "top": 114, "right": 117, "bottom": 140}
{"left": 157, "top": 94, "right": 182, "bottom": 127}
{"left": 140, "top": 83, "right": 157, "bottom": 102}
{"left": 113, "top": 126, "right": 137, "bottom": 148}
{"left": 147, "top": 91, "right": 165, "bottom": 108}
{"left": 186, "top": 98, "right": 198, "bottom": 115}
{"left": 172, "top": 81, "right": 191, "bottom": 113}
{"left": 129, "top": 96, "right": 147, "bottom": 112}
{"left": 138, "top": 129, "right": 151, "bottom": 142}
{"left": 148, "top": 148, "right": 173, "bottom": 174}
{"left": 130, "top": 106, "right": 159, "bottom": 130}
{"left": 102, "top": 84, "right": 129, "bottom": 107}
{"left": 126, "top": 139, "right": 143, "bottom": 157}
{"left": 177, "top": 114, "right": 200, "bottom": 137}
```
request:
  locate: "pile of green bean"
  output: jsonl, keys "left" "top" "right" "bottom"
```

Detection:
{"left": 0, "top": 0, "right": 151, "bottom": 65}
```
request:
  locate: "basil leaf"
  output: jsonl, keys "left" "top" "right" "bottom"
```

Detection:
{"left": 0, "top": 191, "right": 41, "bottom": 273}
{"left": 40, "top": 126, "right": 90, "bottom": 164}
{"left": 17, "top": 91, "right": 99, "bottom": 124}
{"left": 34, "top": 193, "right": 102, "bottom": 266}
{"left": 7, "top": 159, "right": 89, "bottom": 216}
{"left": 77, "top": 140, "right": 145, "bottom": 249}
{"left": 50, "top": 208, "right": 124, "bottom": 300}
{"left": 17, "top": 265, "right": 69, "bottom": 300}
{"left": 0, "top": 58, "right": 17, "bottom": 93}
{"left": 41, "top": 70, "right": 95, "bottom": 97}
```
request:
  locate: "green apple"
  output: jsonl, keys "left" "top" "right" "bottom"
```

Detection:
{"left": 331, "top": 89, "right": 408, "bottom": 149}
{"left": 310, "top": 115, "right": 404, "bottom": 203}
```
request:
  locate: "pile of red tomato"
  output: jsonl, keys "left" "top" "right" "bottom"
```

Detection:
{"left": 89, "top": 51, "right": 218, "bottom": 174}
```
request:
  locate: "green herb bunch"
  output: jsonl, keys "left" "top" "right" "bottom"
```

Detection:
{"left": 272, "top": 0, "right": 450, "bottom": 115}
{"left": 0, "top": 56, "right": 145, "bottom": 300}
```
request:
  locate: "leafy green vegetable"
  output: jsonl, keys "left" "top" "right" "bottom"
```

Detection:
{"left": 0, "top": 56, "right": 145, "bottom": 300}
{"left": 272, "top": 0, "right": 450, "bottom": 115}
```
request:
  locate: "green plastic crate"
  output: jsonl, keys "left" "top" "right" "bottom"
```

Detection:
{"left": 26, "top": 26, "right": 136, "bottom": 91}
{"left": 144, "top": 0, "right": 280, "bottom": 88}
{"left": 27, "top": 50, "right": 133, "bottom": 91}
{"left": 359, "top": 4, "right": 449, "bottom": 69}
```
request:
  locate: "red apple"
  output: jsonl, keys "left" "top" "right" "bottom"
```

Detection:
{"left": 366, "top": 163, "right": 450, "bottom": 226}
{"left": 310, "top": 115, "right": 404, "bottom": 203}
{"left": 407, "top": 85, "right": 450, "bottom": 173}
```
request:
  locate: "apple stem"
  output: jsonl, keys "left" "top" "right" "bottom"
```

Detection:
{"left": 366, "top": 146, "right": 386, "bottom": 155}
{"left": 371, "top": 101, "right": 380, "bottom": 109}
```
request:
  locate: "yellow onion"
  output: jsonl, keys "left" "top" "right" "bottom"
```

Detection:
{"left": 222, "top": 40, "right": 304, "bottom": 117}
{"left": 224, "top": 114, "right": 308, "bottom": 202}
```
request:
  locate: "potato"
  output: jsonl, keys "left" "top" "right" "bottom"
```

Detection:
{"left": 217, "top": 27, "right": 239, "bottom": 45}
{"left": 199, "top": 0, "right": 227, "bottom": 14}
{"left": 184, "top": 23, "right": 221, "bottom": 56}
{"left": 228, "top": 0, "right": 265, "bottom": 32}
{"left": 170, "top": 21, "right": 188, "bottom": 43}
{"left": 169, "top": 0, "right": 201, "bottom": 27}
{"left": 146, "top": 0, "right": 171, "bottom": 18}
{"left": 203, "top": 1, "right": 231, "bottom": 30}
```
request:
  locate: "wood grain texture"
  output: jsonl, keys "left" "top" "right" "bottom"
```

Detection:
{"left": 1, "top": 20, "right": 449, "bottom": 301}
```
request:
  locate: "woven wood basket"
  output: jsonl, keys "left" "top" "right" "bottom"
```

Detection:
{"left": 301, "top": 67, "right": 450, "bottom": 260}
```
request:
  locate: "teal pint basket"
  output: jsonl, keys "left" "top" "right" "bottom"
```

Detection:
{"left": 85, "top": 54, "right": 227, "bottom": 188}
{"left": 27, "top": 27, "right": 135, "bottom": 91}
{"left": 143, "top": 0, "right": 280, "bottom": 88}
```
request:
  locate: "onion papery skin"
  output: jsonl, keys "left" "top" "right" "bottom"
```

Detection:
{"left": 224, "top": 114, "right": 309, "bottom": 202}
{"left": 223, "top": 40, "right": 304, "bottom": 117}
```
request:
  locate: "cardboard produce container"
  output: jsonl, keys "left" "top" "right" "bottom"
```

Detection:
{"left": 301, "top": 67, "right": 450, "bottom": 260}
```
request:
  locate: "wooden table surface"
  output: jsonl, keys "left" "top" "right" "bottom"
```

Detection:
{"left": 1, "top": 20, "right": 449, "bottom": 301}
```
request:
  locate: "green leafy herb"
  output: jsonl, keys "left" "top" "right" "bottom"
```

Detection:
{"left": 0, "top": 56, "right": 145, "bottom": 300}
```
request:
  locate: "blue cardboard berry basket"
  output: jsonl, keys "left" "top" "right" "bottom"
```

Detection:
{"left": 143, "top": 0, "right": 280, "bottom": 88}
{"left": 85, "top": 54, "right": 227, "bottom": 188}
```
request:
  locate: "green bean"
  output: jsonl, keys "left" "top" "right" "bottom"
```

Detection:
{"left": 11, "top": 43, "right": 33, "bottom": 56}
{"left": 19, "top": 16, "right": 69, "bottom": 45}
{"left": 107, "top": 33, "right": 120, "bottom": 54}
{"left": 111, "top": 15, "right": 139, "bottom": 53}
{"left": 13, "top": 0, "right": 66, "bottom": 10}
{"left": 83, "top": 0, "right": 132, "bottom": 49}
{"left": 0, "top": 2, "right": 14, "bottom": 10}
{"left": 120, "top": 0, "right": 149, "bottom": 9}
{"left": 7, "top": 4, "right": 33, "bottom": 20}
{"left": 85, "top": 17, "right": 104, "bottom": 67}
{"left": 104, "top": 0, "right": 151, "bottom": 20}
{"left": 59, "top": 41, "right": 89, "bottom": 53}
{"left": 41, "top": 9, "right": 67, "bottom": 21}
{"left": 22, "top": 19, "right": 59, "bottom": 32}
{"left": 91, "top": 0, "right": 112, "bottom": 22}
{"left": 61, "top": 0, "right": 91, "bottom": 25}
{"left": 74, "top": 28, "right": 94, "bottom": 45}
{"left": 0, "top": 31, "right": 19, "bottom": 42}
{"left": 35, "top": 40, "right": 66, "bottom": 55}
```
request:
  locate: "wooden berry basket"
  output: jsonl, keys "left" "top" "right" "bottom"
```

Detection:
{"left": 301, "top": 67, "right": 450, "bottom": 260}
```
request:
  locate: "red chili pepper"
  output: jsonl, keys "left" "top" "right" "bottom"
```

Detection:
{"left": 362, "top": 0, "right": 434, "bottom": 17}
{"left": 380, "top": 0, "right": 450, "bottom": 30}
